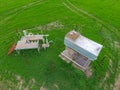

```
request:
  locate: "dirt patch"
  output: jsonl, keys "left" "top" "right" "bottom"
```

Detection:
{"left": 99, "top": 71, "right": 110, "bottom": 88}
{"left": 54, "top": 83, "right": 59, "bottom": 90}
{"left": 114, "top": 41, "right": 120, "bottom": 48}
{"left": 99, "top": 58, "right": 113, "bottom": 88}
{"left": 36, "top": 21, "right": 64, "bottom": 30}
{"left": 109, "top": 59, "right": 113, "bottom": 68}
{"left": 85, "top": 66, "right": 92, "bottom": 78}
{"left": 114, "top": 74, "right": 120, "bottom": 90}
{"left": 109, "top": 59, "right": 114, "bottom": 74}
{"left": 0, "top": 71, "right": 39, "bottom": 90}
{"left": 40, "top": 86, "right": 47, "bottom": 90}
{"left": 0, "top": 82, "right": 8, "bottom": 90}
{"left": 23, "top": 21, "right": 64, "bottom": 31}
{"left": 113, "top": 57, "right": 120, "bottom": 90}
{"left": 104, "top": 71, "right": 110, "bottom": 81}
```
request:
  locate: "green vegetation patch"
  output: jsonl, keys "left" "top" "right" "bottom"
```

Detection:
{"left": 0, "top": 0, "right": 120, "bottom": 90}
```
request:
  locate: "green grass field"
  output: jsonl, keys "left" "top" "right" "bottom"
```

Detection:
{"left": 0, "top": 0, "right": 120, "bottom": 90}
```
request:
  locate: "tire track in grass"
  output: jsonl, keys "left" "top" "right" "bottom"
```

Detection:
{"left": 0, "top": 0, "right": 48, "bottom": 42}
{"left": 0, "top": 0, "right": 47, "bottom": 20}
{"left": 63, "top": 0, "right": 120, "bottom": 39}
{"left": 0, "top": 0, "right": 49, "bottom": 57}
{"left": 0, "top": 0, "right": 48, "bottom": 25}
{"left": 0, "top": 26, "right": 25, "bottom": 43}
{"left": 62, "top": 2, "right": 86, "bottom": 19}
{"left": 0, "top": 27, "right": 22, "bottom": 41}
{"left": 63, "top": 0, "right": 120, "bottom": 89}
{"left": 63, "top": 0, "right": 120, "bottom": 72}
{"left": 0, "top": 1, "right": 61, "bottom": 39}
{"left": 0, "top": 14, "right": 63, "bottom": 56}
{"left": 0, "top": 5, "right": 64, "bottom": 41}
{"left": 64, "top": 0, "right": 120, "bottom": 57}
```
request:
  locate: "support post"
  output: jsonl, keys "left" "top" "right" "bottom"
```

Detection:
{"left": 38, "top": 45, "right": 40, "bottom": 53}
{"left": 16, "top": 50, "right": 20, "bottom": 55}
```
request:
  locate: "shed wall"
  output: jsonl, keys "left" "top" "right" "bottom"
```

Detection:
{"left": 64, "top": 39, "right": 97, "bottom": 60}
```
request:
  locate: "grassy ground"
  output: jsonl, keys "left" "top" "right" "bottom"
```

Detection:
{"left": 0, "top": 0, "right": 120, "bottom": 90}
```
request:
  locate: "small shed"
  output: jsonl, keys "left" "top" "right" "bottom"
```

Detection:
{"left": 60, "top": 30, "right": 103, "bottom": 70}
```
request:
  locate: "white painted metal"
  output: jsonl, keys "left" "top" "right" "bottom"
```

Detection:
{"left": 15, "top": 30, "right": 50, "bottom": 53}
{"left": 64, "top": 30, "right": 103, "bottom": 60}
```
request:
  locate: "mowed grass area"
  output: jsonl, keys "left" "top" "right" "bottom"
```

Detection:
{"left": 0, "top": 0, "right": 120, "bottom": 90}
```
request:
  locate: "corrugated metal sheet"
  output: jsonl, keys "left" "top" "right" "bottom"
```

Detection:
{"left": 64, "top": 38, "right": 97, "bottom": 60}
